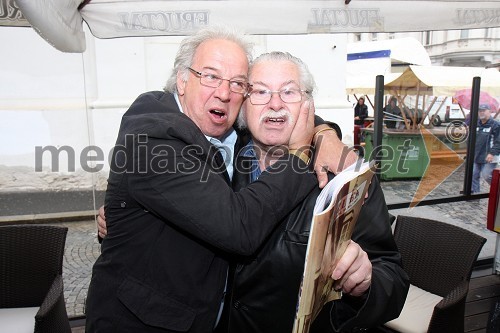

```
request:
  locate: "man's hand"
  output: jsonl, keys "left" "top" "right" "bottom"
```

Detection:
{"left": 486, "top": 153, "right": 494, "bottom": 163}
{"left": 313, "top": 124, "right": 358, "bottom": 188}
{"left": 97, "top": 205, "right": 107, "bottom": 239}
{"left": 288, "top": 99, "right": 315, "bottom": 151}
{"left": 331, "top": 240, "right": 372, "bottom": 297}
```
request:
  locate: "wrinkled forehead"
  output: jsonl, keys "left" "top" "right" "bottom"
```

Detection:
{"left": 192, "top": 39, "right": 249, "bottom": 77}
{"left": 249, "top": 60, "right": 300, "bottom": 87}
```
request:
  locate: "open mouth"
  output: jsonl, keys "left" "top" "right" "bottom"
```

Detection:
{"left": 210, "top": 109, "right": 226, "bottom": 119}
{"left": 266, "top": 117, "right": 286, "bottom": 123}
{"left": 260, "top": 109, "right": 291, "bottom": 125}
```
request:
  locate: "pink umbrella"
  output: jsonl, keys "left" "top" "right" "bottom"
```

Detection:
{"left": 453, "top": 89, "right": 499, "bottom": 112}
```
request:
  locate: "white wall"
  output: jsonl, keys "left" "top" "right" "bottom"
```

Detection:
{"left": 0, "top": 27, "right": 97, "bottom": 191}
{"left": 0, "top": 27, "right": 353, "bottom": 192}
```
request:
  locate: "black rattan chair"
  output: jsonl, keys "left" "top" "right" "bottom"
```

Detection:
{"left": 0, "top": 225, "right": 71, "bottom": 333}
{"left": 385, "top": 215, "right": 486, "bottom": 333}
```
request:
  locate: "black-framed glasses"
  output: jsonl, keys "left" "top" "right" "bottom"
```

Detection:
{"left": 188, "top": 67, "right": 249, "bottom": 95}
{"left": 247, "top": 87, "right": 309, "bottom": 105}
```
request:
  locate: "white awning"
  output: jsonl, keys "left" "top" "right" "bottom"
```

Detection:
{"left": 347, "top": 38, "right": 432, "bottom": 66}
{"left": 346, "top": 37, "right": 432, "bottom": 95}
{"left": 7, "top": 0, "right": 500, "bottom": 53}
{"left": 385, "top": 65, "right": 500, "bottom": 96}
{"left": 347, "top": 65, "right": 500, "bottom": 97}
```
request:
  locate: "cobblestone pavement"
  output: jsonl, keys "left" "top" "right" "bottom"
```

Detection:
{"left": 381, "top": 162, "right": 496, "bottom": 260}
{"left": 49, "top": 170, "right": 498, "bottom": 318}
{"left": 48, "top": 220, "right": 100, "bottom": 318}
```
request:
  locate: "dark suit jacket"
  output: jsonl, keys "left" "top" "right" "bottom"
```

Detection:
{"left": 85, "top": 91, "right": 317, "bottom": 332}
{"left": 222, "top": 168, "right": 408, "bottom": 332}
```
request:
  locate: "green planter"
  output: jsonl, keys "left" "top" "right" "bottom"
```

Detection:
{"left": 362, "top": 129, "right": 429, "bottom": 180}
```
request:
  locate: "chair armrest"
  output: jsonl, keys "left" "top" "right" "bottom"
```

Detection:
{"left": 428, "top": 280, "right": 468, "bottom": 333}
{"left": 435, "top": 280, "right": 468, "bottom": 310}
{"left": 35, "top": 275, "right": 71, "bottom": 333}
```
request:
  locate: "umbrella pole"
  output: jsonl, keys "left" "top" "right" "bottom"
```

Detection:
{"left": 365, "top": 95, "right": 375, "bottom": 111}
{"left": 392, "top": 90, "right": 410, "bottom": 130}
{"left": 414, "top": 82, "right": 421, "bottom": 130}
{"left": 422, "top": 96, "right": 438, "bottom": 127}
{"left": 458, "top": 103, "right": 466, "bottom": 118}
{"left": 430, "top": 97, "right": 447, "bottom": 126}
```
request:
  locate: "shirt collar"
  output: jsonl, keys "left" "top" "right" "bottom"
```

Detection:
{"left": 240, "top": 140, "right": 263, "bottom": 182}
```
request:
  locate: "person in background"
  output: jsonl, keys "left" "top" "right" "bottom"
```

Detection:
{"left": 354, "top": 96, "right": 369, "bottom": 145}
{"left": 384, "top": 96, "right": 402, "bottom": 129}
{"left": 354, "top": 96, "right": 368, "bottom": 126}
{"left": 472, "top": 103, "right": 500, "bottom": 193}
{"left": 86, "top": 26, "right": 355, "bottom": 333}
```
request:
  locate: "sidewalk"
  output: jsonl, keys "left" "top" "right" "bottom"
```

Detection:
{"left": 52, "top": 219, "right": 100, "bottom": 318}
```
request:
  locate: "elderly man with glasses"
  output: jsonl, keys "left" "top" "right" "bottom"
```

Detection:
{"left": 86, "top": 26, "right": 356, "bottom": 332}
{"left": 215, "top": 51, "right": 408, "bottom": 333}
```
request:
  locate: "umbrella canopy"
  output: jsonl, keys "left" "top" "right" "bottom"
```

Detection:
{"left": 453, "top": 89, "right": 500, "bottom": 111}
{"left": 6, "top": 0, "right": 500, "bottom": 53}
{"left": 347, "top": 65, "right": 500, "bottom": 96}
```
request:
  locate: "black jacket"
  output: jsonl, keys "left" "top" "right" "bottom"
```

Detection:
{"left": 474, "top": 117, "right": 500, "bottom": 163}
{"left": 354, "top": 103, "right": 368, "bottom": 126}
{"left": 85, "top": 91, "right": 317, "bottom": 332}
{"left": 223, "top": 174, "right": 409, "bottom": 333}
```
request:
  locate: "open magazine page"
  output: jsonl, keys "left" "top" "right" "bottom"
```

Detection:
{"left": 292, "top": 160, "right": 376, "bottom": 333}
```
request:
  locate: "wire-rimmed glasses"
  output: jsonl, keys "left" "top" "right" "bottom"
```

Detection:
{"left": 188, "top": 67, "right": 249, "bottom": 95}
{"left": 247, "top": 87, "right": 309, "bottom": 105}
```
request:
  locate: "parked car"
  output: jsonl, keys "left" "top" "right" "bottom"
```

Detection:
{"left": 430, "top": 97, "right": 466, "bottom": 126}
{"left": 406, "top": 96, "right": 466, "bottom": 127}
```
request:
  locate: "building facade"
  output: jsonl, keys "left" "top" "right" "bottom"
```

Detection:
{"left": 348, "top": 28, "right": 500, "bottom": 68}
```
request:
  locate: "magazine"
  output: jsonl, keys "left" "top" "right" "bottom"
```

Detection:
{"left": 292, "top": 160, "right": 376, "bottom": 333}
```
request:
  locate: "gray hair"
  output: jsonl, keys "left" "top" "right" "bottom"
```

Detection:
{"left": 164, "top": 25, "right": 253, "bottom": 93}
{"left": 249, "top": 51, "right": 316, "bottom": 95}
{"left": 238, "top": 51, "right": 316, "bottom": 129}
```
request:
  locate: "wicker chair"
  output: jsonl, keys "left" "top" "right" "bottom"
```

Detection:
{"left": 0, "top": 225, "right": 71, "bottom": 333}
{"left": 385, "top": 215, "right": 486, "bottom": 333}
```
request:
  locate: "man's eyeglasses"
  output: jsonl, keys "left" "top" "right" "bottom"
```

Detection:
{"left": 247, "top": 87, "right": 309, "bottom": 105}
{"left": 188, "top": 67, "right": 248, "bottom": 95}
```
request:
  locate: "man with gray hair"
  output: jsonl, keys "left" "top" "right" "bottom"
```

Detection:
{"left": 87, "top": 26, "right": 355, "bottom": 332}
{"left": 217, "top": 51, "right": 408, "bottom": 333}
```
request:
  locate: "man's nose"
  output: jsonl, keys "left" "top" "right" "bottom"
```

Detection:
{"left": 268, "top": 92, "right": 283, "bottom": 109}
{"left": 214, "top": 80, "right": 231, "bottom": 101}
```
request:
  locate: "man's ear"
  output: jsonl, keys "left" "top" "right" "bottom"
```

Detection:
{"left": 177, "top": 70, "right": 186, "bottom": 96}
